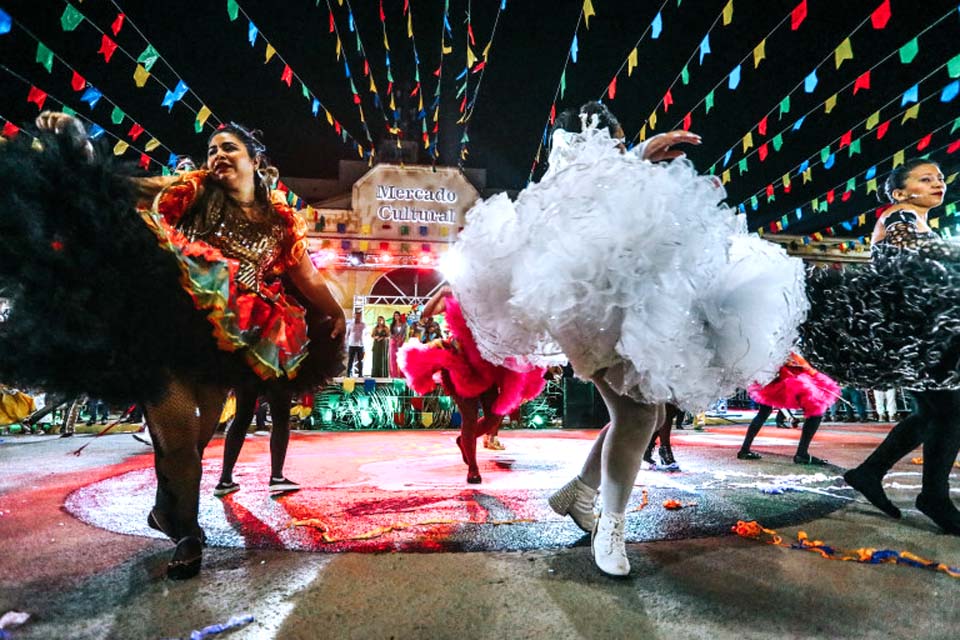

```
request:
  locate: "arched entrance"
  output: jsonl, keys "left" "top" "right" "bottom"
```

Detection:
{"left": 361, "top": 269, "right": 447, "bottom": 308}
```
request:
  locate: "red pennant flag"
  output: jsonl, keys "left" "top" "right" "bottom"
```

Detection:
{"left": 379, "top": 0, "right": 385, "bottom": 22}
{"left": 468, "top": 24, "right": 476, "bottom": 46}
{"left": 875, "top": 206, "right": 886, "bottom": 219}
{"left": 329, "top": 10, "right": 334, "bottom": 32}
{"left": 433, "top": 65, "right": 441, "bottom": 77}
{"left": 841, "top": 190, "right": 853, "bottom": 202}
{"left": 128, "top": 123, "right": 145, "bottom": 141}
{"left": 549, "top": 103, "right": 556, "bottom": 125}
{"left": 364, "top": 60, "right": 370, "bottom": 76}
{"left": 353, "top": 93, "right": 361, "bottom": 104}
{"left": 138, "top": 153, "right": 150, "bottom": 170}
{"left": 790, "top": 0, "right": 807, "bottom": 30}
{"left": 607, "top": 76, "right": 617, "bottom": 100}
{"left": 853, "top": 70, "right": 871, "bottom": 94}
{"left": 766, "top": 184, "right": 775, "bottom": 197}
{"left": 98, "top": 34, "right": 118, "bottom": 63}
{"left": 839, "top": 130, "right": 852, "bottom": 148}
{"left": 27, "top": 86, "right": 47, "bottom": 111}
{"left": 784, "top": 182, "right": 792, "bottom": 194}
{"left": 460, "top": 95, "right": 467, "bottom": 113}
{"left": 472, "top": 60, "right": 486, "bottom": 73}
{"left": 826, "top": 189, "right": 835, "bottom": 204}
{"left": 411, "top": 83, "right": 420, "bottom": 97}
{"left": 334, "top": 121, "right": 341, "bottom": 135}
{"left": 682, "top": 112, "right": 692, "bottom": 131}
{"left": 870, "top": 0, "right": 891, "bottom": 29}
{"left": 281, "top": 64, "right": 293, "bottom": 86}
{"left": 663, "top": 88, "right": 673, "bottom": 112}
{"left": 432, "top": 122, "right": 439, "bottom": 133}
{"left": 916, "top": 133, "right": 932, "bottom": 151}
{"left": 404, "top": 0, "right": 410, "bottom": 13}
{"left": 758, "top": 116, "right": 768, "bottom": 136}
{"left": 111, "top": 13, "right": 125, "bottom": 36}
{"left": 2, "top": 121, "right": 20, "bottom": 139}
{"left": 758, "top": 143, "right": 769, "bottom": 161}
{"left": 387, "top": 82, "right": 393, "bottom": 94}
{"left": 947, "top": 139, "right": 960, "bottom": 154}
{"left": 71, "top": 71, "right": 86, "bottom": 91}
{"left": 876, "top": 120, "right": 890, "bottom": 139}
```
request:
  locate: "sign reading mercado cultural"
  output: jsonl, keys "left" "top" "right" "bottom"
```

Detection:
{"left": 352, "top": 164, "right": 479, "bottom": 239}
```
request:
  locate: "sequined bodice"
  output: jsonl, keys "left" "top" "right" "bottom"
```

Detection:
{"left": 179, "top": 205, "right": 286, "bottom": 292}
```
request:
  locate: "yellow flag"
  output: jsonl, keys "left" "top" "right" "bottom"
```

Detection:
{"left": 834, "top": 38, "right": 853, "bottom": 69}
{"left": 892, "top": 150, "right": 905, "bottom": 167}
{"left": 359, "top": 105, "right": 366, "bottom": 123}
{"left": 144, "top": 138, "right": 160, "bottom": 152}
{"left": 407, "top": 11, "right": 413, "bottom": 38}
{"left": 722, "top": 0, "right": 734, "bottom": 25}
{"left": 866, "top": 178, "right": 878, "bottom": 194}
{"left": 467, "top": 45, "right": 476, "bottom": 68}
{"left": 370, "top": 76, "right": 377, "bottom": 92}
{"left": 423, "top": 136, "right": 430, "bottom": 149}
{"left": 421, "top": 412, "right": 433, "bottom": 427}
{"left": 265, "top": 44, "right": 276, "bottom": 63}
{"left": 931, "top": 217, "right": 940, "bottom": 229}
{"left": 113, "top": 140, "right": 129, "bottom": 156}
{"left": 802, "top": 168, "right": 812, "bottom": 183}
{"left": 383, "top": 31, "right": 390, "bottom": 52}
{"left": 782, "top": 174, "right": 791, "bottom": 190}
{"left": 858, "top": 213, "right": 866, "bottom": 226}
{"left": 342, "top": 378, "right": 355, "bottom": 393}
{"left": 439, "top": 226, "right": 449, "bottom": 237}
{"left": 325, "top": 109, "right": 333, "bottom": 125}
{"left": 442, "top": 43, "right": 452, "bottom": 55}
{"left": 196, "top": 105, "right": 211, "bottom": 127}
{"left": 639, "top": 124, "right": 647, "bottom": 141}
{"left": 361, "top": 223, "right": 371, "bottom": 234}
{"left": 753, "top": 39, "right": 766, "bottom": 68}
{"left": 742, "top": 131, "right": 753, "bottom": 152}
{"left": 418, "top": 95, "right": 424, "bottom": 111}
{"left": 133, "top": 64, "right": 150, "bottom": 88}
{"left": 865, "top": 111, "right": 879, "bottom": 130}
{"left": 483, "top": 40, "right": 491, "bottom": 59}
{"left": 357, "top": 145, "right": 364, "bottom": 158}
{"left": 721, "top": 169, "right": 731, "bottom": 184}
{"left": 336, "top": 38, "right": 342, "bottom": 60}
{"left": 901, "top": 104, "right": 919, "bottom": 123}
{"left": 824, "top": 94, "right": 838, "bottom": 114}
{"left": 627, "top": 48, "right": 638, "bottom": 76}
{"left": 359, "top": 239, "right": 369, "bottom": 250}
{"left": 648, "top": 111, "right": 657, "bottom": 130}
{"left": 390, "top": 94, "right": 396, "bottom": 111}
{"left": 583, "top": 0, "right": 596, "bottom": 28}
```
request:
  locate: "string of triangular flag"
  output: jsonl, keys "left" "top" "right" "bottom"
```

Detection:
{"left": 595, "top": 0, "right": 672, "bottom": 102}
{"left": 458, "top": 0, "right": 507, "bottom": 166}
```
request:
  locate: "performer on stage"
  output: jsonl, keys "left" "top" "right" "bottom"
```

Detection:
{"left": 447, "top": 101, "right": 808, "bottom": 575}
{"left": 737, "top": 352, "right": 840, "bottom": 465}
{"left": 804, "top": 159, "right": 959, "bottom": 534}
{"left": 0, "top": 113, "right": 345, "bottom": 578}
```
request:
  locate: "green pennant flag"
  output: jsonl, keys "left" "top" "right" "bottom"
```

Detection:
{"left": 950, "top": 54, "right": 960, "bottom": 79}
{"left": 302, "top": 82, "right": 310, "bottom": 100}
{"left": 848, "top": 139, "right": 861, "bottom": 156}
{"left": 227, "top": 0, "right": 240, "bottom": 21}
{"left": 952, "top": 117, "right": 960, "bottom": 134}
{"left": 750, "top": 195, "right": 758, "bottom": 209}
{"left": 779, "top": 95, "right": 790, "bottom": 117}
{"left": 61, "top": 106, "right": 76, "bottom": 116}
{"left": 36, "top": 42, "right": 53, "bottom": 73}
{"left": 707, "top": 164, "right": 716, "bottom": 175}
{"left": 705, "top": 90, "right": 715, "bottom": 114}
{"left": 899, "top": 38, "right": 918, "bottom": 64}
{"left": 387, "top": 67, "right": 394, "bottom": 83}
{"left": 194, "top": 118, "right": 204, "bottom": 134}
{"left": 110, "top": 106, "right": 125, "bottom": 125}
{"left": 737, "top": 157, "right": 748, "bottom": 175}
{"left": 137, "top": 45, "right": 160, "bottom": 72}
{"left": 845, "top": 177, "right": 856, "bottom": 192}
{"left": 811, "top": 197, "right": 819, "bottom": 211}
{"left": 820, "top": 146, "right": 830, "bottom": 163}
{"left": 946, "top": 203, "right": 957, "bottom": 216}
{"left": 560, "top": 70, "right": 567, "bottom": 99}
{"left": 772, "top": 133, "right": 783, "bottom": 151}
{"left": 61, "top": 3, "right": 83, "bottom": 31}
{"left": 161, "top": 165, "right": 171, "bottom": 176}
{"left": 681, "top": 65, "right": 690, "bottom": 85}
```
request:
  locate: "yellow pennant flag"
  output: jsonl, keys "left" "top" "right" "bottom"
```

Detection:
{"left": 407, "top": 11, "right": 413, "bottom": 38}
{"left": 834, "top": 38, "right": 853, "bottom": 69}
{"left": 865, "top": 111, "right": 880, "bottom": 130}
{"left": 144, "top": 138, "right": 160, "bottom": 152}
{"left": 133, "top": 64, "right": 150, "bottom": 88}
{"left": 418, "top": 95, "right": 424, "bottom": 111}
{"left": 931, "top": 217, "right": 940, "bottom": 229}
{"left": 892, "top": 150, "right": 905, "bottom": 167}
{"left": 113, "top": 140, "right": 129, "bottom": 156}
{"left": 383, "top": 31, "right": 390, "bottom": 52}
{"left": 265, "top": 44, "right": 276, "bottom": 63}
{"left": 722, "top": 0, "right": 734, "bottom": 25}
{"left": 467, "top": 45, "right": 476, "bottom": 68}
{"left": 390, "top": 94, "right": 396, "bottom": 111}
{"left": 370, "top": 76, "right": 377, "bottom": 92}
{"left": 782, "top": 174, "right": 791, "bottom": 190}
{"left": 196, "top": 105, "right": 211, "bottom": 128}
{"left": 639, "top": 125, "right": 647, "bottom": 141}
{"left": 358, "top": 145, "right": 364, "bottom": 159}
{"left": 648, "top": 111, "right": 657, "bottom": 130}
{"left": 359, "top": 105, "right": 366, "bottom": 123}
{"left": 742, "top": 131, "right": 753, "bottom": 152}
{"left": 342, "top": 378, "right": 355, "bottom": 393}
{"left": 483, "top": 40, "right": 491, "bottom": 59}
{"left": 421, "top": 412, "right": 433, "bottom": 427}
{"left": 325, "top": 109, "right": 333, "bottom": 125}
{"left": 824, "top": 94, "right": 838, "bottom": 114}
{"left": 359, "top": 239, "right": 369, "bottom": 250}
{"left": 858, "top": 213, "right": 866, "bottom": 226}
{"left": 336, "top": 38, "right": 342, "bottom": 60}
{"left": 361, "top": 223, "right": 371, "bottom": 234}
{"left": 721, "top": 169, "right": 731, "bottom": 184}
{"left": 423, "top": 136, "right": 430, "bottom": 149}
{"left": 583, "top": 0, "right": 596, "bottom": 29}
{"left": 866, "top": 178, "right": 878, "bottom": 194}
{"left": 439, "top": 226, "right": 449, "bottom": 237}
{"left": 753, "top": 39, "right": 766, "bottom": 68}
{"left": 627, "top": 48, "right": 638, "bottom": 76}
{"left": 802, "top": 168, "right": 813, "bottom": 183}
{"left": 901, "top": 104, "right": 919, "bottom": 123}
{"left": 442, "top": 43, "right": 452, "bottom": 55}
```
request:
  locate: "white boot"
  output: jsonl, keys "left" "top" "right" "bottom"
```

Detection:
{"left": 548, "top": 475, "right": 597, "bottom": 532}
{"left": 591, "top": 511, "right": 630, "bottom": 576}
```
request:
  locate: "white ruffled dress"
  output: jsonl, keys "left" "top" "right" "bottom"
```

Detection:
{"left": 445, "top": 128, "right": 808, "bottom": 410}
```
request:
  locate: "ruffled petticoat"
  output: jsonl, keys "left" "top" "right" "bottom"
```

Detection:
{"left": 447, "top": 129, "right": 808, "bottom": 411}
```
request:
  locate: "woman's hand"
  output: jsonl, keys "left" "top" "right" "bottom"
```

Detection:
{"left": 642, "top": 130, "right": 702, "bottom": 162}
{"left": 35, "top": 111, "right": 93, "bottom": 159}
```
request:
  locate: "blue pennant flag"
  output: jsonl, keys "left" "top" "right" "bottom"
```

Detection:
{"left": 167, "top": 152, "right": 178, "bottom": 167}
{"left": 348, "top": 12, "right": 355, "bottom": 32}
{"left": 799, "top": 159, "right": 810, "bottom": 172}
{"left": 901, "top": 83, "right": 919, "bottom": 106}
{"left": 824, "top": 153, "right": 836, "bottom": 169}
{"left": 728, "top": 64, "right": 741, "bottom": 90}
{"left": 792, "top": 115, "right": 806, "bottom": 131}
{"left": 344, "top": 59, "right": 351, "bottom": 78}
{"left": 699, "top": 34, "right": 711, "bottom": 64}
{"left": 80, "top": 86, "right": 102, "bottom": 109}
{"left": 571, "top": 34, "right": 578, "bottom": 63}
{"left": 723, "top": 148, "right": 733, "bottom": 167}
{"left": 795, "top": 208, "right": 802, "bottom": 220}
{"left": 0, "top": 8, "right": 11, "bottom": 35}
{"left": 161, "top": 80, "right": 189, "bottom": 111}
{"left": 651, "top": 12, "right": 662, "bottom": 39}
{"left": 87, "top": 124, "right": 105, "bottom": 139}
{"left": 865, "top": 165, "right": 877, "bottom": 179}
{"left": 941, "top": 80, "right": 959, "bottom": 103}
{"left": 312, "top": 98, "right": 320, "bottom": 116}
{"left": 248, "top": 21, "right": 258, "bottom": 46}
{"left": 804, "top": 70, "right": 818, "bottom": 93}
{"left": 443, "top": 14, "right": 452, "bottom": 35}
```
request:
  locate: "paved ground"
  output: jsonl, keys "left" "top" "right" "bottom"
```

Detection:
{"left": 1, "top": 421, "right": 958, "bottom": 639}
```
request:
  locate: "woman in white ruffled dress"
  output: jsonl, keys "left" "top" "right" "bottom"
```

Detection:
{"left": 444, "top": 102, "right": 809, "bottom": 576}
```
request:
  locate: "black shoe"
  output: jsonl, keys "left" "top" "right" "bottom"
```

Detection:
{"left": 843, "top": 467, "right": 901, "bottom": 519}
{"left": 737, "top": 450, "right": 762, "bottom": 460}
{"left": 166, "top": 536, "right": 203, "bottom": 580}
{"left": 643, "top": 441, "right": 656, "bottom": 466}
{"left": 794, "top": 453, "right": 828, "bottom": 465}
{"left": 214, "top": 481, "right": 240, "bottom": 497}
{"left": 658, "top": 444, "right": 680, "bottom": 471}
{"left": 269, "top": 477, "right": 300, "bottom": 493}
{"left": 915, "top": 494, "right": 960, "bottom": 535}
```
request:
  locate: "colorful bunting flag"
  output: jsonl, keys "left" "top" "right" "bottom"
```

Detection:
{"left": 583, "top": 0, "right": 596, "bottom": 28}
{"left": 853, "top": 70, "right": 871, "bottom": 94}
{"left": 899, "top": 38, "right": 919, "bottom": 64}
{"left": 753, "top": 39, "right": 766, "bottom": 68}
{"left": 111, "top": 13, "right": 125, "bottom": 36}
{"left": 790, "top": 0, "right": 807, "bottom": 30}
{"left": 98, "top": 35, "right": 118, "bottom": 63}
{"left": 60, "top": 4, "right": 83, "bottom": 31}
{"left": 26, "top": 86, "right": 47, "bottom": 111}
{"left": 834, "top": 38, "right": 853, "bottom": 68}
{"left": 137, "top": 45, "right": 160, "bottom": 72}
{"left": 722, "top": 0, "right": 734, "bottom": 25}
{"left": 871, "top": 0, "right": 892, "bottom": 29}
{"left": 133, "top": 65, "right": 150, "bottom": 88}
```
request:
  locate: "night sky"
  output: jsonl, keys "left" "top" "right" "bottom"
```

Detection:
{"left": 1, "top": 0, "right": 958, "bottom": 239}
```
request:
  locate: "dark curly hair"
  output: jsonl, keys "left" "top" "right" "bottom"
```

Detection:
{"left": 551, "top": 101, "right": 623, "bottom": 139}
{"left": 881, "top": 158, "right": 941, "bottom": 203}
